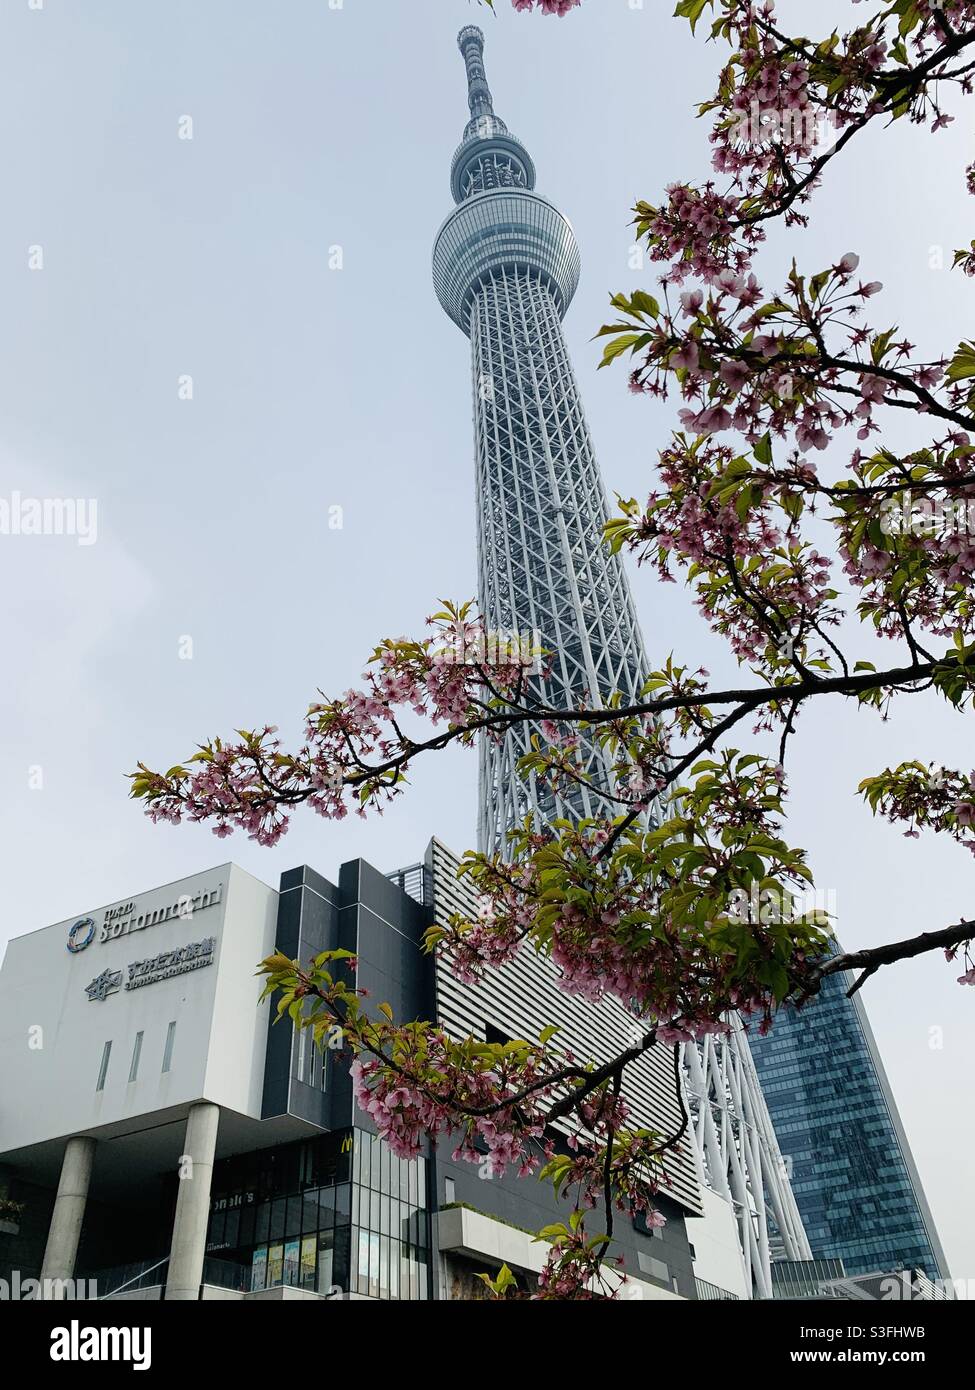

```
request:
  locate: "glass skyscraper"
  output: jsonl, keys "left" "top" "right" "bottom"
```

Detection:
{"left": 748, "top": 960, "right": 949, "bottom": 1281}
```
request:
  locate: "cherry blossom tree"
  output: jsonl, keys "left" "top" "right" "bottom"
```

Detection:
{"left": 130, "top": 1, "right": 975, "bottom": 1296}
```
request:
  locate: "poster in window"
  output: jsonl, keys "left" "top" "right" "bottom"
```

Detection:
{"left": 300, "top": 1236, "right": 316, "bottom": 1289}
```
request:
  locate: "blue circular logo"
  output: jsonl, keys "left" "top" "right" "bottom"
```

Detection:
{"left": 67, "top": 917, "right": 96, "bottom": 954}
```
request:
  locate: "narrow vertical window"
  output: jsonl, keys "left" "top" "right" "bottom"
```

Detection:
{"left": 96, "top": 1040, "right": 112, "bottom": 1092}
{"left": 296, "top": 1023, "right": 307, "bottom": 1083}
{"left": 128, "top": 1031, "right": 144, "bottom": 1083}
{"left": 162, "top": 1021, "right": 177, "bottom": 1073}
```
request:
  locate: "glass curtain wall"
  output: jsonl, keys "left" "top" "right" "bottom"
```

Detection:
{"left": 204, "top": 1130, "right": 430, "bottom": 1300}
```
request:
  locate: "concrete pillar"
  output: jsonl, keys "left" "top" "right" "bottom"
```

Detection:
{"left": 40, "top": 1135, "right": 96, "bottom": 1293}
{"left": 165, "top": 1102, "right": 219, "bottom": 1300}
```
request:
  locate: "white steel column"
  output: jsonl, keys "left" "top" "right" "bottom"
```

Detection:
{"left": 682, "top": 1020, "right": 812, "bottom": 1298}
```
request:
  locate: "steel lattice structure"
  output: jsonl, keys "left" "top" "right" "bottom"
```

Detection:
{"left": 432, "top": 27, "right": 808, "bottom": 1296}
{"left": 433, "top": 27, "right": 647, "bottom": 853}
{"left": 684, "top": 1019, "right": 812, "bottom": 1298}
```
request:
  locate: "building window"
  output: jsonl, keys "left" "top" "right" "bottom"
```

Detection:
{"left": 128, "top": 1031, "right": 144, "bottom": 1083}
{"left": 95, "top": 1040, "right": 112, "bottom": 1092}
{"left": 162, "top": 1021, "right": 177, "bottom": 1073}
{"left": 203, "top": 1131, "right": 426, "bottom": 1302}
{"left": 633, "top": 1207, "right": 664, "bottom": 1238}
{"left": 637, "top": 1252, "right": 672, "bottom": 1287}
{"left": 295, "top": 1026, "right": 329, "bottom": 1091}
{"left": 444, "top": 1177, "right": 456, "bottom": 1205}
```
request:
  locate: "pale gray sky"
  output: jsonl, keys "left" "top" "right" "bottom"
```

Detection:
{"left": 0, "top": 0, "right": 971, "bottom": 1279}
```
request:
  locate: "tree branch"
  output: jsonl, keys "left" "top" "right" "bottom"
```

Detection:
{"left": 800, "top": 919, "right": 975, "bottom": 1000}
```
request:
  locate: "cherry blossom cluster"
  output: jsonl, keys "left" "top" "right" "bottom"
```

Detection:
{"left": 266, "top": 947, "right": 559, "bottom": 1175}
{"left": 261, "top": 946, "right": 677, "bottom": 1295}
{"left": 611, "top": 434, "right": 840, "bottom": 672}
{"left": 510, "top": 0, "right": 580, "bottom": 14}
{"left": 533, "top": 1229, "right": 617, "bottom": 1300}
{"left": 130, "top": 603, "right": 546, "bottom": 845}
{"left": 634, "top": 184, "right": 762, "bottom": 288}
{"left": 637, "top": 0, "right": 975, "bottom": 282}
{"left": 835, "top": 435, "right": 975, "bottom": 643}
{"left": 602, "top": 249, "right": 975, "bottom": 675}
{"left": 430, "top": 755, "right": 832, "bottom": 1038}
{"left": 615, "top": 432, "right": 975, "bottom": 671}
{"left": 860, "top": 762, "right": 975, "bottom": 856}
{"left": 616, "top": 256, "right": 951, "bottom": 455}
{"left": 945, "top": 941, "right": 975, "bottom": 987}
{"left": 351, "top": 1055, "right": 549, "bottom": 1176}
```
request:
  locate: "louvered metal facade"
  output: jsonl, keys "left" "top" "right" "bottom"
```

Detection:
{"left": 425, "top": 837, "right": 703, "bottom": 1217}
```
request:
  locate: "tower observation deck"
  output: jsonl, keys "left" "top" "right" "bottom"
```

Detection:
{"left": 433, "top": 25, "right": 648, "bottom": 853}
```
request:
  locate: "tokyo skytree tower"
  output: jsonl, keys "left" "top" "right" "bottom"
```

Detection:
{"left": 431, "top": 28, "right": 811, "bottom": 1295}
{"left": 433, "top": 26, "right": 648, "bottom": 855}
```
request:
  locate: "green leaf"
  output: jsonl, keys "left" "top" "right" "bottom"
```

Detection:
{"left": 629, "top": 289, "right": 661, "bottom": 319}
{"left": 947, "top": 342, "right": 975, "bottom": 384}
{"left": 809, "top": 269, "right": 831, "bottom": 300}
{"left": 674, "top": 0, "right": 711, "bottom": 34}
{"left": 598, "top": 332, "right": 649, "bottom": 368}
{"left": 261, "top": 951, "right": 295, "bottom": 973}
{"left": 753, "top": 432, "right": 773, "bottom": 466}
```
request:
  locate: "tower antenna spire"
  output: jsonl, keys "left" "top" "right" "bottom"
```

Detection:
{"left": 457, "top": 26, "right": 495, "bottom": 122}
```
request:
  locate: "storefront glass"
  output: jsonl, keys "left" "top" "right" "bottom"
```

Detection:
{"left": 206, "top": 1129, "right": 429, "bottom": 1300}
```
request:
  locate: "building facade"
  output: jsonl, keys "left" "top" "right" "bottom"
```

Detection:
{"left": 423, "top": 836, "right": 702, "bottom": 1301}
{"left": 748, "top": 962, "right": 949, "bottom": 1282}
{"left": 0, "top": 851, "right": 704, "bottom": 1301}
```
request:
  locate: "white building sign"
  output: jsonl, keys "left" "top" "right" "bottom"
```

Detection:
{"left": 67, "top": 882, "right": 223, "bottom": 954}
{"left": 85, "top": 937, "right": 217, "bottom": 1002}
